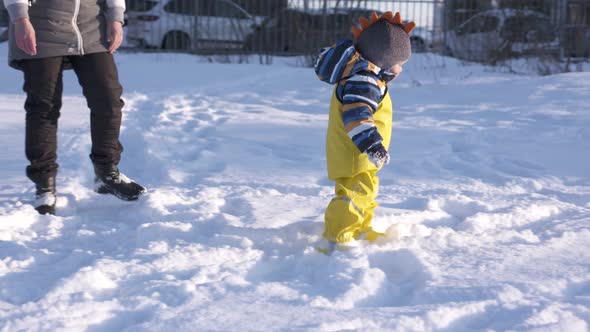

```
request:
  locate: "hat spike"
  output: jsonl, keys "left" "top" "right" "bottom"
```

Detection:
{"left": 403, "top": 21, "right": 416, "bottom": 34}
{"left": 370, "top": 12, "right": 379, "bottom": 23}
{"left": 351, "top": 11, "right": 415, "bottom": 40}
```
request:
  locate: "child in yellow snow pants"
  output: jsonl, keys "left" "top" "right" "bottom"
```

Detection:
{"left": 324, "top": 91, "right": 392, "bottom": 243}
{"left": 314, "top": 11, "right": 415, "bottom": 246}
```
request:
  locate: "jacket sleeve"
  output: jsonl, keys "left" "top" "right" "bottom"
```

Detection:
{"left": 339, "top": 72, "right": 386, "bottom": 153}
{"left": 106, "top": 0, "right": 126, "bottom": 23}
{"left": 3, "top": 0, "right": 28, "bottom": 22}
{"left": 314, "top": 39, "right": 360, "bottom": 85}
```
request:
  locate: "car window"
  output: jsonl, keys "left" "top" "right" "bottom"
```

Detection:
{"left": 502, "top": 17, "right": 527, "bottom": 42}
{"left": 502, "top": 15, "right": 554, "bottom": 42}
{"left": 458, "top": 15, "right": 499, "bottom": 35}
{"left": 127, "top": 0, "right": 159, "bottom": 12}
{"left": 197, "top": 0, "right": 214, "bottom": 16}
{"left": 195, "top": 0, "right": 248, "bottom": 18}
{"left": 567, "top": 3, "right": 590, "bottom": 25}
{"left": 567, "top": 3, "right": 582, "bottom": 24}
{"left": 458, "top": 17, "right": 483, "bottom": 35}
{"left": 480, "top": 16, "right": 499, "bottom": 33}
{"left": 214, "top": 0, "right": 248, "bottom": 19}
{"left": 164, "top": 0, "right": 196, "bottom": 15}
{"left": 526, "top": 16, "right": 555, "bottom": 40}
{"left": 262, "top": 16, "right": 278, "bottom": 28}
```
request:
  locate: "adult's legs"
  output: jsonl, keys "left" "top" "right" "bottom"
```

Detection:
{"left": 69, "top": 52, "right": 145, "bottom": 201}
{"left": 20, "top": 57, "right": 64, "bottom": 184}
{"left": 68, "top": 52, "right": 124, "bottom": 168}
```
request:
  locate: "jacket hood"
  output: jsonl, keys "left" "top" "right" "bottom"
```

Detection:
{"left": 315, "top": 39, "right": 397, "bottom": 85}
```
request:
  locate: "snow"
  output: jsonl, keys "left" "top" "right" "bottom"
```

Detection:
{"left": 0, "top": 41, "right": 589, "bottom": 331}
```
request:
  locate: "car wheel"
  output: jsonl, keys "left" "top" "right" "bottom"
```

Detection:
{"left": 162, "top": 31, "right": 191, "bottom": 51}
{"left": 411, "top": 37, "right": 425, "bottom": 53}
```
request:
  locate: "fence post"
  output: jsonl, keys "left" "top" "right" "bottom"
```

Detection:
{"left": 433, "top": 0, "right": 445, "bottom": 54}
{"left": 559, "top": 0, "right": 566, "bottom": 61}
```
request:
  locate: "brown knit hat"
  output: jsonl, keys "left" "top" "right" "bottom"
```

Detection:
{"left": 352, "top": 12, "right": 415, "bottom": 70}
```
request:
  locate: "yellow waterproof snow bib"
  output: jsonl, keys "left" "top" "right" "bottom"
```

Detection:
{"left": 323, "top": 89, "right": 393, "bottom": 243}
{"left": 326, "top": 89, "right": 393, "bottom": 180}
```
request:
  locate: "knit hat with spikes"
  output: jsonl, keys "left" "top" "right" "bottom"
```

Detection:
{"left": 353, "top": 11, "right": 416, "bottom": 70}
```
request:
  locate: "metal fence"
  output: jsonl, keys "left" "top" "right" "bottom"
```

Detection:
{"left": 124, "top": 0, "right": 445, "bottom": 55}
{"left": 123, "top": 0, "right": 590, "bottom": 63}
{"left": 0, "top": 0, "right": 588, "bottom": 63}
{"left": 442, "top": 0, "right": 590, "bottom": 62}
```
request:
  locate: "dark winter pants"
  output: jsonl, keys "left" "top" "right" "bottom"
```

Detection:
{"left": 20, "top": 52, "right": 124, "bottom": 184}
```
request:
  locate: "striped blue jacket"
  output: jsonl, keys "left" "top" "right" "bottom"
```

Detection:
{"left": 314, "top": 39, "right": 396, "bottom": 153}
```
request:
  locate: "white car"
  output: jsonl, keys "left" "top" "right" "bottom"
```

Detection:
{"left": 446, "top": 9, "right": 559, "bottom": 62}
{"left": 126, "top": 0, "right": 259, "bottom": 50}
{"left": 410, "top": 26, "right": 435, "bottom": 52}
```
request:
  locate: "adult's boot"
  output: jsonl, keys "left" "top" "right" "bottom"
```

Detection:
{"left": 34, "top": 177, "right": 56, "bottom": 215}
{"left": 94, "top": 164, "right": 146, "bottom": 201}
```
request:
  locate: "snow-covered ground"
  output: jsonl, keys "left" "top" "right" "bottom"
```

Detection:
{"left": 0, "top": 42, "right": 589, "bottom": 331}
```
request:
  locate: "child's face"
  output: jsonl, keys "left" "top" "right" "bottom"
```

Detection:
{"left": 389, "top": 63, "right": 405, "bottom": 76}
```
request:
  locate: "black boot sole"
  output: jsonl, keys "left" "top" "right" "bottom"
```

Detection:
{"left": 95, "top": 186, "right": 145, "bottom": 201}
{"left": 35, "top": 204, "right": 56, "bottom": 215}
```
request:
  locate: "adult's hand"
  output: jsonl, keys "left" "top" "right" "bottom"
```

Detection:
{"left": 107, "top": 21, "right": 123, "bottom": 53}
{"left": 15, "top": 18, "right": 37, "bottom": 56}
